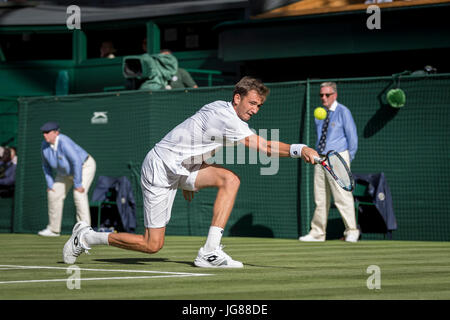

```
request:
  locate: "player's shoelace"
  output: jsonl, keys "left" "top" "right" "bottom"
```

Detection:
{"left": 213, "top": 245, "right": 232, "bottom": 264}
{"left": 73, "top": 246, "right": 87, "bottom": 257}
{"left": 73, "top": 233, "right": 90, "bottom": 257}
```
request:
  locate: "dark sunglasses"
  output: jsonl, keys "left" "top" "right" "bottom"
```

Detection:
{"left": 319, "top": 93, "right": 335, "bottom": 98}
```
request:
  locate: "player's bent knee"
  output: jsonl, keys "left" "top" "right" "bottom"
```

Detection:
{"left": 143, "top": 240, "right": 164, "bottom": 254}
{"left": 223, "top": 172, "right": 240, "bottom": 189}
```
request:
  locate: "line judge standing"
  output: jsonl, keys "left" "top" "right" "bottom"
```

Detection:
{"left": 299, "top": 82, "right": 359, "bottom": 243}
{"left": 38, "top": 122, "right": 96, "bottom": 237}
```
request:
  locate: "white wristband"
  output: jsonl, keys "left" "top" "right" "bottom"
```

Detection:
{"left": 290, "top": 144, "right": 305, "bottom": 158}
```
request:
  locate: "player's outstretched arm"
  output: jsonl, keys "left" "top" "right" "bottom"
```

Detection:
{"left": 240, "top": 134, "right": 318, "bottom": 164}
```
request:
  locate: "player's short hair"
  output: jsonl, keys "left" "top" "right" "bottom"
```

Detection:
{"left": 233, "top": 76, "right": 270, "bottom": 100}
{"left": 320, "top": 82, "right": 337, "bottom": 93}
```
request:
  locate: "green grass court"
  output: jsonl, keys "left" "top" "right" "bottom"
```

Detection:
{"left": 1, "top": 234, "right": 450, "bottom": 300}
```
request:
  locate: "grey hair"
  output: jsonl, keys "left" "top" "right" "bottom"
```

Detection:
{"left": 320, "top": 82, "right": 337, "bottom": 93}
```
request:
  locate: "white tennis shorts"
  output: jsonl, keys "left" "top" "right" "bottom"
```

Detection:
{"left": 141, "top": 149, "right": 201, "bottom": 228}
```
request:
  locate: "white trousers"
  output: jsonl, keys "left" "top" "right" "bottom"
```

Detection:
{"left": 308, "top": 150, "right": 359, "bottom": 240}
{"left": 46, "top": 155, "right": 96, "bottom": 233}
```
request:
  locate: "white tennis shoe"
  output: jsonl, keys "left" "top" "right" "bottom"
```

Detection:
{"left": 194, "top": 245, "right": 243, "bottom": 268}
{"left": 345, "top": 233, "right": 359, "bottom": 243}
{"left": 38, "top": 228, "right": 60, "bottom": 237}
{"left": 63, "top": 221, "right": 92, "bottom": 264}
{"left": 299, "top": 234, "right": 325, "bottom": 242}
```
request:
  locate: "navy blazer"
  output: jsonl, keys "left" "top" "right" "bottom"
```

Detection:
{"left": 0, "top": 161, "right": 16, "bottom": 187}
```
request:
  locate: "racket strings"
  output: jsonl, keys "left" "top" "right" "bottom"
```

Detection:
{"left": 327, "top": 154, "right": 352, "bottom": 188}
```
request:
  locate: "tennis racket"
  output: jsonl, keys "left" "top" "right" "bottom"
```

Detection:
{"left": 314, "top": 150, "right": 355, "bottom": 192}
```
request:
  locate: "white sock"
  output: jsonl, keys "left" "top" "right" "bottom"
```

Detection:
{"left": 83, "top": 230, "right": 109, "bottom": 247}
{"left": 204, "top": 226, "right": 224, "bottom": 252}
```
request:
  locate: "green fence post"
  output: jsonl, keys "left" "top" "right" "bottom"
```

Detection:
{"left": 304, "top": 79, "right": 311, "bottom": 236}
{"left": 146, "top": 21, "right": 160, "bottom": 54}
{"left": 72, "top": 29, "right": 87, "bottom": 64}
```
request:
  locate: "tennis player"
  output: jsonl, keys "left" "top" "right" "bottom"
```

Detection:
{"left": 63, "top": 76, "right": 319, "bottom": 268}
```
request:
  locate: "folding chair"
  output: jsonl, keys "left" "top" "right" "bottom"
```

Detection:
{"left": 89, "top": 191, "right": 116, "bottom": 230}
{"left": 353, "top": 180, "right": 392, "bottom": 239}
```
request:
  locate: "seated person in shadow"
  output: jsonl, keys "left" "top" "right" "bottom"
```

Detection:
{"left": 0, "top": 147, "right": 17, "bottom": 197}
{"left": 159, "top": 49, "right": 198, "bottom": 89}
{"left": 100, "top": 40, "right": 117, "bottom": 59}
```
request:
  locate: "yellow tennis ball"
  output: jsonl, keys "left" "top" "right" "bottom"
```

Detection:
{"left": 314, "top": 107, "right": 327, "bottom": 120}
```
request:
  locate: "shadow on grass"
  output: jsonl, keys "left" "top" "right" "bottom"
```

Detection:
{"left": 242, "top": 263, "right": 298, "bottom": 269}
{"left": 55, "top": 258, "right": 301, "bottom": 269}
{"left": 93, "top": 257, "right": 195, "bottom": 267}
{"left": 92, "top": 258, "right": 293, "bottom": 269}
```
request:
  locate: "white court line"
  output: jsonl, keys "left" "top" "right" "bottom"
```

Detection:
{"left": 0, "top": 265, "right": 212, "bottom": 275}
{"left": 0, "top": 275, "right": 208, "bottom": 285}
{"left": 0, "top": 264, "right": 213, "bottom": 285}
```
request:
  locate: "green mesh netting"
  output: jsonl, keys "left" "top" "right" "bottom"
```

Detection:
{"left": 11, "top": 74, "right": 450, "bottom": 241}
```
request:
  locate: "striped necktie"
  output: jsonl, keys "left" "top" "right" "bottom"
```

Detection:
{"left": 318, "top": 110, "right": 330, "bottom": 154}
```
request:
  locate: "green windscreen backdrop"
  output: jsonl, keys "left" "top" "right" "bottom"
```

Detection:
{"left": 0, "top": 97, "right": 18, "bottom": 147}
{"left": 12, "top": 74, "right": 450, "bottom": 241}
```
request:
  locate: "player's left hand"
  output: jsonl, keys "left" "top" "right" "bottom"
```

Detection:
{"left": 301, "top": 146, "right": 319, "bottom": 164}
{"left": 183, "top": 190, "right": 195, "bottom": 202}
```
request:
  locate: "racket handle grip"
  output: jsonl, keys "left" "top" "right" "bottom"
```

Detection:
{"left": 314, "top": 157, "right": 322, "bottom": 164}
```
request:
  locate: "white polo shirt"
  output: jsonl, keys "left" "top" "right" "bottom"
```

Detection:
{"left": 152, "top": 100, "right": 254, "bottom": 176}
